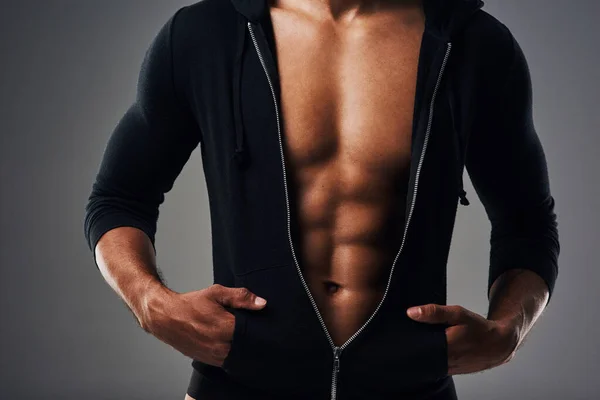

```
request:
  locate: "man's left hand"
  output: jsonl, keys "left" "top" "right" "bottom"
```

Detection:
{"left": 406, "top": 304, "right": 521, "bottom": 375}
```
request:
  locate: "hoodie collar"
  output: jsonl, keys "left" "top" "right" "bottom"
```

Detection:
{"left": 229, "top": 0, "right": 268, "bottom": 23}
{"left": 424, "top": 0, "right": 484, "bottom": 39}
{"left": 230, "top": 0, "right": 484, "bottom": 38}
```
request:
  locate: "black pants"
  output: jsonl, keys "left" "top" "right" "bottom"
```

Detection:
{"left": 186, "top": 366, "right": 459, "bottom": 400}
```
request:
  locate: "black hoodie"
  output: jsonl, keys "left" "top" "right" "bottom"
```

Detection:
{"left": 83, "top": 0, "right": 560, "bottom": 399}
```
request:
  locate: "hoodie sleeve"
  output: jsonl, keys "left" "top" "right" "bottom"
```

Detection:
{"left": 464, "top": 31, "right": 559, "bottom": 304}
{"left": 83, "top": 6, "right": 201, "bottom": 267}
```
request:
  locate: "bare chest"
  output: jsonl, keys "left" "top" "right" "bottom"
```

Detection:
{"left": 269, "top": 7, "right": 425, "bottom": 179}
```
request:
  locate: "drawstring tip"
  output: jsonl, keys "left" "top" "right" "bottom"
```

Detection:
{"left": 232, "top": 148, "right": 250, "bottom": 169}
{"left": 459, "top": 189, "right": 470, "bottom": 206}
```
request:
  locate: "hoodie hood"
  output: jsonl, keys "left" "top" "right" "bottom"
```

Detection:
{"left": 229, "top": 0, "right": 268, "bottom": 23}
{"left": 424, "top": 0, "right": 484, "bottom": 39}
{"left": 229, "top": 0, "right": 484, "bottom": 36}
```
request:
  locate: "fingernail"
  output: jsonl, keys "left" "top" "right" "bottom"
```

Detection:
{"left": 407, "top": 307, "right": 422, "bottom": 318}
{"left": 255, "top": 297, "right": 266, "bottom": 306}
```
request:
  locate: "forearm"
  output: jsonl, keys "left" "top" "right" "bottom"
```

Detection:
{"left": 486, "top": 268, "right": 549, "bottom": 350}
{"left": 94, "top": 226, "right": 172, "bottom": 330}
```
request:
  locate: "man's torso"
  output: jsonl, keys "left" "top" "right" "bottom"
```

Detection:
{"left": 270, "top": 0, "right": 425, "bottom": 345}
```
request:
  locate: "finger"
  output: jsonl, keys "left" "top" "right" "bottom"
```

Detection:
{"left": 215, "top": 309, "right": 236, "bottom": 341}
{"left": 212, "top": 285, "right": 267, "bottom": 309}
{"left": 407, "top": 304, "right": 471, "bottom": 325}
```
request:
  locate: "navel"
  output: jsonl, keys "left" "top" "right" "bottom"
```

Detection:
{"left": 324, "top": 280, "right": 342, "bottom": 295}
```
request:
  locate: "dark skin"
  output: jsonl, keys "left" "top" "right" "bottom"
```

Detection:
{"left": 407, "top": 269, "right": 549, "bottom": 375}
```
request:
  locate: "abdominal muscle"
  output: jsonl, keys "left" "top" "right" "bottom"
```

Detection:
{"left": 290, "top": 158, "right": 409, "bottom": 345}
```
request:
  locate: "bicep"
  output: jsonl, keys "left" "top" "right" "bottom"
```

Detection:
{"left": 85, "top": 8, "right": 200, "bottom": 254}
{"left": 466, "top": 34, "right": 551, "bottom": 223}
{"left": 464, "top": 32, "right": 559, "bottom": 300}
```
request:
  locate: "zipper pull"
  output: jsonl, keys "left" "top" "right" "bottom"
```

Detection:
{"left": 333, "top": 346, "right": 341, "bottom": 373}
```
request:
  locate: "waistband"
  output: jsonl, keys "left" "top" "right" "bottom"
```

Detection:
{"left": 187, "top": 363, "right": 458, "bottom": 400}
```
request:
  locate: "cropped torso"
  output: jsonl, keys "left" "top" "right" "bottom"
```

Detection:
{"left": 269, "top": 0, "right": 425, "bottom": 345}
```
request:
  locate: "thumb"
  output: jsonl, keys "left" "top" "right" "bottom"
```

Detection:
{"left": 406, "top": 304, "right": 449, "bottom": 324}
{"left": 407, "top": 304, "right": 469, "bottom": 325}
{"left": 211, "top": 285, "right": 267, "bottom": 310}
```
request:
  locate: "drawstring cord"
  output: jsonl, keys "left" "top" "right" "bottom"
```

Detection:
{"left": 232, "top": 16, "right": 250, "bottom": 169}
{"left": 447, "top": 80, "right": 470, "bottom": 206}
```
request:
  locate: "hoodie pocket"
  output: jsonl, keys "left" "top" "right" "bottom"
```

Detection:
{"left": 220, "top": 264, "right": 332, "bottom": 397}
{"left": 338, "top": 307, "right": 449, "bottom": 396}
{"left": 221, "top": 307, "right": 247, "bottom": 374}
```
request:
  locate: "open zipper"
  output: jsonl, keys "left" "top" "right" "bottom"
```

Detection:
{"left": 247, "top": 21, "right": 452, "bottom": 400}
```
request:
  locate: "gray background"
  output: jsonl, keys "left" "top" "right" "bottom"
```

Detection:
{"left": 0, "top": 1, "right": 597, "bottom": 399}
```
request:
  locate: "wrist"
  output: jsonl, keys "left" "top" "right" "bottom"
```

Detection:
{"left": 490, "top": 313, "right": 523, "bottom": 361}
{"left": 138, "top": 277, "right": 175, "bottom": 332}
{"left": 488, "top": 298, "right": 527, "bottom": 333}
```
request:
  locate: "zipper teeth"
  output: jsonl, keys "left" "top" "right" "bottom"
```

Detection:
{"left": 331, "top": 372, "right": 338, "bottom": 400}
{"left": 339, "top": 42, "right": 453, "bottom": 350}
{"left": 248, "top": 19, "right": 452, "bottom": 398}
{"left": 247, "top": 22, "right": 337, "bottom": 349}
{"left": 331, "top": 347, "right": 340, "bottom": 400}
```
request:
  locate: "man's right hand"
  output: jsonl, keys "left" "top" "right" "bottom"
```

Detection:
{"left": 140, "top": 283, "right": 267, "bottom": 367}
